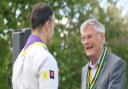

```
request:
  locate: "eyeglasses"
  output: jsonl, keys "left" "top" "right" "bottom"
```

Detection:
{"left": 81, "top": 33, "right": 100, "bottom": 43}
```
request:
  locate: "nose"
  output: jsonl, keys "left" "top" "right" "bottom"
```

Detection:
{"left": 81, "top": 37, "right": 89, "bottom": 45}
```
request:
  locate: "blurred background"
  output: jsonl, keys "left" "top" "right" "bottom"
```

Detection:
{"left": 0, "top": 0, "right": 128, "bottom": 89}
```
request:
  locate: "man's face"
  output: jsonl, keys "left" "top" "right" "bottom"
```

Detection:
{"left": 81, "top": 25, "right": 104, "bottom": 58}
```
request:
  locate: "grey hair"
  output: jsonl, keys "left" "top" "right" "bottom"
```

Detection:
{"left": 80, "top": 19, "right": 106, "bottom": 44}
{"left": 80, "top": 19, "right": 105, "bottom": 34}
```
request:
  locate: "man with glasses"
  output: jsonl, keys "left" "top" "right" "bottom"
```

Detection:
{"left": 80, "top": 19, "right": 126, "bottom": 89}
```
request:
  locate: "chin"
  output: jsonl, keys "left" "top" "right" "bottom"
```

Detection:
{"left": 86, "top": 52, "right": 94, "bottom": 58}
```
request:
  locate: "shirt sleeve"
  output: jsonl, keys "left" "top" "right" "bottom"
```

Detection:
{"left": 34, "top": 47, "right": 58, "bottom": 89}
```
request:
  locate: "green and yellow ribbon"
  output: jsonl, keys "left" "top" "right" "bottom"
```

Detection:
{"left": 87, "top": 46, "right": 108, "bottom": 89}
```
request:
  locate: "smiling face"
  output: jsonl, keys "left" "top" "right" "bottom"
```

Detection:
{"left": 81, "top": 25, "right": 104, "bottom": 59}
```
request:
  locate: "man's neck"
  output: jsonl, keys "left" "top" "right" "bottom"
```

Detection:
{"left": 32, "top": 29, "right": 47, "bottom": 44}
{"left": 91, "top": 56, "right": 99, "bottom": 65}
{"left": 91, "top": 59, "right": 98, "bottom": 65}
{"left": 91, "top": 47, "right": 104, "bottom": 65}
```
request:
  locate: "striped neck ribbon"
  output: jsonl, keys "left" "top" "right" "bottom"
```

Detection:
{"left": 87, "top": 46, "right": 108, "bottom": 89}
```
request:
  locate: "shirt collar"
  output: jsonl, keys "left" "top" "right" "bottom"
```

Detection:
{"left": 24, "top": 34, "right": 45, "bottom": 49}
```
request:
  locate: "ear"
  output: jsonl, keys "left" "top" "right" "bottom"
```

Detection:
{"left": 98, "top": 32, "right": 104, "bottom": 39}
{"left": 99, "top": 33, "right": 105, "bottom": 44}
{"left": 101, "top": 32, "right": 104, "bottom": 39}
{"left": 44, "top": 21, "right": 50, "bottom": 32}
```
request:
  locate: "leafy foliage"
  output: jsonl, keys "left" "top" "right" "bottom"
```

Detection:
{"left": 0, "top": 0, "right": 128, "bottom": 89}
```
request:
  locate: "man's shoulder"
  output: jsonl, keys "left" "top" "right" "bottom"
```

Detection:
{"left": 25, "top": 44, "right": 47, "bottom": 54}
{"left": 20, "top": 44, "right": 49, "bottom": 62}
{"left": 108, "top": 52, "right": 125, "bottom": 64}
{"left": 82, "top": 63, "right": 89, "bottom": 71}
{"left": 107, "top": 52, "right": 126, "bottom": 71}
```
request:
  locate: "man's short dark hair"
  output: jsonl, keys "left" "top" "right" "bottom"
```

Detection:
{"left": 30, "top": 3, "right": 53, "bottom": 29}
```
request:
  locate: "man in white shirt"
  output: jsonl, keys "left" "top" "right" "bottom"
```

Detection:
{"left": 12, "top": 3, "right": 58, "bottom": 89}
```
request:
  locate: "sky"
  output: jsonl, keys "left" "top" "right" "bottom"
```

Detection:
{"left": 100, "top": 0, "right": 128, "bottom": 16}
{"left": 116, "top": 0, "right": 128, "bottom": 16}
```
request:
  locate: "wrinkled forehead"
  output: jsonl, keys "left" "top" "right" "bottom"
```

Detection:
{"left": 80, "top": 25, "right": 97, "bottom": 35}
{"left": 80, "top": 19, "right": 105, "bottom": 34}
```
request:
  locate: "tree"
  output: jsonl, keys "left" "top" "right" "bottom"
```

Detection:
{"left": 0, "top": 0, "right": 127, "bottom": 89}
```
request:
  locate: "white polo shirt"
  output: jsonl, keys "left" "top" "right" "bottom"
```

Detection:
{"left": 12, "top": 42, "right": 58, "bottom": 89}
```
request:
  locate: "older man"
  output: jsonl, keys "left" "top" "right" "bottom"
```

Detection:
{"left": 80, "top": 19, "right": 126, "bottom": 89}
{"left": 12, "top": 3, "right": 58, "bottom": 89}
